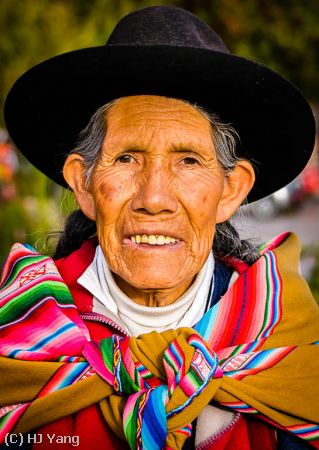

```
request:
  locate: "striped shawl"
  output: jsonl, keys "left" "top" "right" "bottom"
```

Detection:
{"left": 0, "top": 233, "right": 319, "bottom": 449}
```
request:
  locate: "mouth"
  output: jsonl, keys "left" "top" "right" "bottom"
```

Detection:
{"left": 124, "top": 233, "right": 182, "bottom": 248}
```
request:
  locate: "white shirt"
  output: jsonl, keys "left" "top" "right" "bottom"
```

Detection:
{"left": 78, "top": 245, "right": 215, "bottom": 336}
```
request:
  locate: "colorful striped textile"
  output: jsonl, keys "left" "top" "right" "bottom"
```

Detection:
{"left": 0, "top": 243, "right": 89, "bottom": 359}
{"left": 93, "top": 333, "right": 222, "bottom": 450}
{"left": 0, "top": 234, "right": 319, "bottom": 449}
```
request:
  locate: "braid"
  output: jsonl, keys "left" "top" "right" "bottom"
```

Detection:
{"left": 53, "top": 209, "right": 96, "bottom": 260}
{"left": 214, "top": 221, "right": 259, "bottom": 264}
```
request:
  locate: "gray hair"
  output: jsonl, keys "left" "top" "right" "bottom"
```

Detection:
{"left": 67, "top": 98, "right": 259, "bottom": 263}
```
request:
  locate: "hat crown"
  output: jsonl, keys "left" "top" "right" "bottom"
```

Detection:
{"left": 106, "top": 6, "right": 229, "bottom": 53}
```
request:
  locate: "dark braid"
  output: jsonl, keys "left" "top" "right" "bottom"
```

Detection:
{"left": 53, "top": 209, "right": 96, "bottom": 259}
{"left": 213, "top": 221, "right": 259, "bottom": 264}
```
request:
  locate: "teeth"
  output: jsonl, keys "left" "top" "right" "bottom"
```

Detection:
{"left": 130, "top": 234, "right": 179, "bottom": 245}
{"left": 156, "top": 235, "right": 165, "bottom": 245}
{"left": 141, "top": 234, "right": 148, "bottom": 243}
{"left": 148, "top": 235, "right": 157, "bottom": 245}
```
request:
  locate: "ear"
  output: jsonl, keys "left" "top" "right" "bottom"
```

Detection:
{"left": 216, "top": 160, "right": 255, "bottom": 223}
{"left": 63, "top": 154, "right": 96, "bottom": 221}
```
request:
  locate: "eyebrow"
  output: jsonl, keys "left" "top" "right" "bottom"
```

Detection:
{"left": 170, "top": 148, "right": 200, "bottom": 153}
{"left": 107, "top": 140, "right": 214, "bottom": 157}
{"left": 169, "top": 145, "right": 214, "bottom": 157}
{"left": 122, "top": 147, "right": 207, "bottom": 158}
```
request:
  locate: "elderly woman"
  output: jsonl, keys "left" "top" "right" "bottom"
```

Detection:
{"left": 1, "top": 6, "right": 319, "bottom": 450}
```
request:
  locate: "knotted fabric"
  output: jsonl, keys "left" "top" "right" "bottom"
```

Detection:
{"left": 0, "top": 233, "right": 319, "bottom": 449}
{"left": 83, "top": 331, "right": 222, "bottom": 450}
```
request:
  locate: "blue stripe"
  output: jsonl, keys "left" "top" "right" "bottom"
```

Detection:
{"left": 263, "top": 252, "right": 280, "bottom": 338}
{"left": 170, "top": 343, "right": 183, "bottom": 370}
{"left": 8, "top": 322, "right": 76, "bottom": 357}
{"left": 242, "top": 349, "right": 272, "bottom": 369}
{"left": 194, "top": 302, "right": 219, "bottom": 340}
{"left": 141, "top": 385, "right": 167, "bottom": 450}
{"left": 292, "top": 426, "right": 319, "bottom": 435}
{"left": 57, "top": 362, "right": 90, "bottom": 390}
{"left": 190, "top": 338, "right": 217, "bottom": 368}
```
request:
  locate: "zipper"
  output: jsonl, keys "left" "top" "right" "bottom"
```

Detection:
{"left": 80, "top": 312, "right": 129, "bottom": 336}
{"left": 196, "top": 412, "right": 241, "bottom": 450}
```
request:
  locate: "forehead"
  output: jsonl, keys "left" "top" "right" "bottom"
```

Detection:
{"left": 104, "top": 95, "right": 213, "bottom": 145}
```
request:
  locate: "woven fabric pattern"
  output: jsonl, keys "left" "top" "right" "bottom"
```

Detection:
{"left": 0, "top": 234, "right": 319, "bottom": 449}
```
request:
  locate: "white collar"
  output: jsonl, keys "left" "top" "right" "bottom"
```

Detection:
{"left": 78, "top": 246, "right": 215, "bottom": 336}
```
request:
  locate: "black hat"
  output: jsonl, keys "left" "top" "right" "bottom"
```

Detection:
{"left": 4, "top": 6, "right": 315, "bottom": 202}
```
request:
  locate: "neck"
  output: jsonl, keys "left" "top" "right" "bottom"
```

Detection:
{"left": 112, "top": 273, "right": 195, "bottom": 307}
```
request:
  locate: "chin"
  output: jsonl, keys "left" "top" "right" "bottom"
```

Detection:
{"left": 125, "top": 267, "right": 191, "bottom": 291}
{"left": 128, "top": 276, "right": 182, "bottom": 291}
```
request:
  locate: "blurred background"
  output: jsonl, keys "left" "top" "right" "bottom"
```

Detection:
{"left": 0, "top": 0, "right": 318, "bottom": 300}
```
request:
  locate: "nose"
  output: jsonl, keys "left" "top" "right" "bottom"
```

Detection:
{"left": 131, "top": 158, "right": 178, "bottom": 215}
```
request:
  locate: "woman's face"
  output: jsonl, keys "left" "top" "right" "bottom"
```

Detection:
{"left": 65, "top": 96, "right": 254, "bottom": 304}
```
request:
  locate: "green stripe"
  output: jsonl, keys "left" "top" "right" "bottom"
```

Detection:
{"left": 0, "top": 281, "right": 74, "bottom": 325}
{"left": 101, "top": 338, "right": 115, "bottom": 372}
{"left": 255, "top": 254, "right": 271, "bottom": 340}
{"left": 187, "top": 368, "right": 203, "bottom": 387}
{"left": 120, "top": 360, "right": 139, "bottom": 394}
{"left": 1, "top": 255, "right": 47, "bottom": 288}
{"left": 123, "top": 397, "right": 139, "bottom": 450}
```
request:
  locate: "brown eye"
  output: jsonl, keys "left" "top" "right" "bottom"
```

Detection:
{"left": 181, "top": 157, "right": 199, "bottom": 165}
{"left": 116, "top": 154, "right": 135, "bottom": 163}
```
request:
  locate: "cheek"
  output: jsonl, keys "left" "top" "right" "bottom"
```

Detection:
{"left": 179, "top": 173, "right": 224, "bottom": 225}
{"left": 93, "top": 172, "right": 134, "bottom": 219}
{"left": 98, "top": 182, "right": 121, "bottom": 205}
{"left": 93, "top": 178, "right": 128, "bottom": 268}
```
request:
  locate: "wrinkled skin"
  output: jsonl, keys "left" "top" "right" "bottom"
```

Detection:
{"left": 64, "top": 96, "right": 254, "bottom": 306}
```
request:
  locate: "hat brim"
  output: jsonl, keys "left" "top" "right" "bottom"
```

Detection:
{"left": 4, "top": 45, "right": 315, "bottom": 202}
